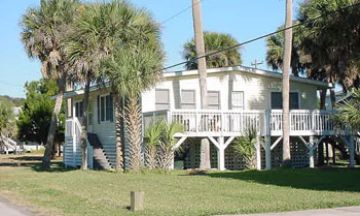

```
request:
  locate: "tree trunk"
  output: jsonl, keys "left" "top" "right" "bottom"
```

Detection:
{"left": 114, "top": 94, "right": 124, "bottom": 171}
{"left": 80, "top": 78, "right": 91, "bottom": 170}
{"left": 125, "top": 96, "right": 142, "bottom": 171}
{"left": 192, "top": 0, "right": 211, "bottom": 170}
{"left": 318, "top": 88, "right": 326, "bottom": 166}
{"left": 319, "top": 89, "right": 327, "bottom": 109}
{"left": 282, "top": 0, "right": 293, "bottom": 167}
{"left": 332, "top": 144, "right": 336, "bottom": 165}
{"left": 41, "top": 86, "right": 64, "bottom": 170}
{"left": 330, "top": 87, "right": 336, "bottom": 110}
{"left": 325, "top": 143, "right": 329, "bottom": 165}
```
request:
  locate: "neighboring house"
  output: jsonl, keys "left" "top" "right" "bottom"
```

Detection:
{"left": 63, "top": 66, "right": 356, "bottom": 170}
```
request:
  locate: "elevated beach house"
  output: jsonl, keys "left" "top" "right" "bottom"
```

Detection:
{"left": 63, "top": 66, "right": 356, "bottom": 170}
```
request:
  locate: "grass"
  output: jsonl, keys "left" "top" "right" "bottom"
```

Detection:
{"left": 1, "top": 155, "right": 360, "bottom": 216}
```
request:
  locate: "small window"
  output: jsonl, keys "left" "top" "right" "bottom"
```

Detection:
{"left": 99, "top": 94, "right": 114, "bottom": 122}
{"left": 181, "top": 90, "right": 196, "bottom": 109}
{"left": 271, "top": 92, "right": 299, "bottom": 109}
{"left": 207, "top": 91, "right": 220, "bottom": 110}
{"left": 75, "top": 101, "right": 84, "bottom": 118}
{"left": 231, "top": 91, "right": 244, "bottom": 110}
{"left": 155, "top": 89, "right": 170, "bottom": 110}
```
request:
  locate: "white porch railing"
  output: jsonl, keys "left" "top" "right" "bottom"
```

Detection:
{"left": 65, "top": 118, "right": 82, "bottom": 167}
{"left": 143, "top": 109, "right": 337, "bottom": 136}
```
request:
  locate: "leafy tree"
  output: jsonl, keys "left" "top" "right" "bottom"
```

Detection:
{"left": 232, "top": 127, "right": 257, "bottom": 169}
{"left": 21, "top": 0, "right": 79, "bottom": 169}
{"left": 183, "top": 32, "right": 242, "bottom": 70}
{"left": 0, "top": 103, "right": 15, "bottom": 142}
{"left": 103, "top": 5, "right": 164, "bottom": 171}
{"left": 17, "top": 79, "right": 64, "bottom": 150}
{"left": 0, "top": 96, "right": 24, "bottom": 107}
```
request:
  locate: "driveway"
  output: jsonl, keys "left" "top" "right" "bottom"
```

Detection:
{"left": 0, "top": 198, "right": 32, "bottom": 216}
{"left": 229, "top": 206, "right": 360, "bottom": 216}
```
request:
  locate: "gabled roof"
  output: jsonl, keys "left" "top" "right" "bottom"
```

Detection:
{"left": 64, "top": 65, "right": 331, "bottom": 98}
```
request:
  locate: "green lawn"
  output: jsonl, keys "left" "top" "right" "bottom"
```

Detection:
{"left": 1, "top": 155, "right": 360, "bottom": 216}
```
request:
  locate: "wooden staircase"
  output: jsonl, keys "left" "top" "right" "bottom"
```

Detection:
{"left": 87, "top": 133, "right": 112, "bottom": 170}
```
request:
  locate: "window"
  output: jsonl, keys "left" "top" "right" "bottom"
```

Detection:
{"left": 75, "top": 101, "right": 84, "bottom": 118}
{"left": 181, "top": 90, "right": 196, "bottom": 109}
{"left": 98, "top": 94, "right": 114, "bottom": 122}
{"left": 231, "top": 91, "right": 244, "bottom": 110}
{"left": 207, "top": 91, "right": 220, "bottom": 110}
{"left": 155, "top": 89, "right": 170, "bottom": 110}
{"left": 271, "top": 92, "right": 300, "bottom": 109}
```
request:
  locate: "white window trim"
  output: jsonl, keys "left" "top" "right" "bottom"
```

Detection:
{"left": 207, "top": 90, "right": 221, "bottom": 110}
{"left": 74, "top": 100, "right": 83, "bottom": 118}
{"left": 155, "top": 89, "right": 170, "bottom": 110}
{"left": 99, "top": 94, "right": 113, "bottom": 123}
{"left": 231, "top": 91, "right": 245, "bottom": 110}
{"left": 181, "top": 89, "right": 196, "bottom": 109}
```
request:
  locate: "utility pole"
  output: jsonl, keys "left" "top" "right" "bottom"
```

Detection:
{"left": 282, "top": 0, "right": 293, "bottom": 166}
{"left": 251, "top": 59, "right": 264, "bottom": 69}
{"left": 192, "top": 0, "right": 211, "bottom": 170}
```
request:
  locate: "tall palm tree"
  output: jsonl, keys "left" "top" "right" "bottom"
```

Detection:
{"left": 299, "top": 0, "right": 360, "bottom": 107}
{"left": 282, "top": 0, "right": 293, "bottom": 166}
{"left": 191, "top": 0, "right": 211, "bottom": 170}
{"left": 66, "top": 1, "right": 142, "bottom": 170}
{"left": 266, "top": 25, "right": 305, "bottom": 77}
{"left": 183, "top": 32, "right": 242, "bottom": 70}
{"left": 21, "top": 0, "right": 79, "bottom": 170}
{"left": 103, "top": 7, "right": 164, "bottom": 171}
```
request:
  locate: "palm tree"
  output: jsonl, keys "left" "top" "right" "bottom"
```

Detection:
{"left": 103, "top": 7, "right": 164, "bottom": 171}
{"left": 183, "top": 32, "right": 242, "bottom": 70}
{"left": 66, "top": 1, "right": 147, "bottom": 170}
{"left": 21, "top": 0, "right": 79, "bottom": 170}
{"left": 144, "top": 121, "right": 165, "bottom": 169}
{"left": 191, "top": 0, "right": 211, "bottom": 170}
{"left": 266, "top": 25, "right": 305, "bottom": 77}
{"left": 282, "top": 0, "right": 293, "bottom": 166}
{"left": 158, "top": 122, "right": 184, "bottom": 169}
{"left": 299, "top": 0, "right": 360, "bottom": 106}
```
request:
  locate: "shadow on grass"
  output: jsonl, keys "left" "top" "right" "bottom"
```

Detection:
{"left": 0, "top": 155, "right": 76, "bottom": 173}
{"left": 208, "top": 168, "right": 360, "bottom": 192}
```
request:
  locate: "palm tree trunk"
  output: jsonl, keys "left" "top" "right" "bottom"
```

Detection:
{"left": 319, "top": 89, "right": 327, "bottom": 109}
{"left": 80, "top": 78, "right": 91, "bottom": 170}
{"left": 114, "top": 94, "right": 124, "bottom": 171}
{"left": 330, "top": 88, "right": 336, "bottom": 110}
{"left": 41, "top": 85, "right": 64, "bottom": 170}
{"left": 282, "top": 0, "right": 293, "bottom": 167}
{"left": 192, "top": 0, "right": 211, "bottom": 170}
{"left": 125, "top": 96, "right": 142, "bottom": 171}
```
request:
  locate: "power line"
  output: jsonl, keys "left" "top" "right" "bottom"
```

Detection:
{"left": 160, "top": 0, "right": 203, "bottom": 25}
{"left": 161, "top": 2, "right": 360, "bottom": 71}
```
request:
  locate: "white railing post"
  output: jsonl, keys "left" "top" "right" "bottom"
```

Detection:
{"left": 72, "top": 119, "right": 76, "bottom": 167}
{"left": 221, "top": 110, "right": 225, "bottom": 135}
